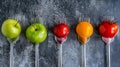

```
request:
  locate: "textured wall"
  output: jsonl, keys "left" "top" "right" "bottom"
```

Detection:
{"left": 0, "top": 0, "right": 120, "bottom": 67}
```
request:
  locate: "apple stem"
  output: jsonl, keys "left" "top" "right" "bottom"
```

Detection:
{"left": 15, "top": 20, "right": 19, "bottom": 27}
{"left": 106, "top": 43, "right": 111, "bottom": 67}
{"left": 35, "top": 44, "right": 39, "bottom": 67}
{"left": 81, "top": 44, "right": 86, "bottom": 67}
{"left": 10, "top": 43, "right": 14, "bottom": 67}
{"left": 58, "top": 44, "right": 62, "bottom": 67}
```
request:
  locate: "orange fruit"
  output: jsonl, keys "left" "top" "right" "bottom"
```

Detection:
{"left": 76, "top": 21, "right": 93, "bottom": 44}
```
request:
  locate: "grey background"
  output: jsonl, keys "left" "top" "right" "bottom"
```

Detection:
{"left": 0, "top": 0, "right": 120, "bottom": 67}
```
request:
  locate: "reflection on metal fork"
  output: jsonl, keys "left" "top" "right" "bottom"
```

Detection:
{"left": 7, "top": 37, "right": 19, "bottom": 67}
{"left": 10, "top": 43, "right": 14, "bottom": 67}
{"left": 58, "top": 44, "right": 62, "bottom": 67}
{"left": 82, "top": 44, "right": 86, "bottom": 67}
{"left": 106, "top": 44, "right": 110, "bottom": 67}
{"left": 35, "top": 44, "right": 39, "bottom": 67}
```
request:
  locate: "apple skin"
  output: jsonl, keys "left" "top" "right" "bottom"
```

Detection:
{"left": 53, "top": 23, "right": 69, "bottom": 38}
{"left": 26, "top": 23, "right": 47, "bottom": 43}
{"left": 99, "top": 20, "right": 119, "bottom": 38}
{"left": 1, "top": 19, "right": 21, "bottom": 39}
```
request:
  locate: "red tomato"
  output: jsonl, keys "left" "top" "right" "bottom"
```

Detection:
{"left": 53, "top": 23, "right": 70, "bottom": 38}
{"left": 99, "top": 20, "right": 119, "bottom": 38}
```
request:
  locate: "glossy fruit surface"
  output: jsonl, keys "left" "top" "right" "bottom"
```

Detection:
{"left": 76, "top": 21, "right": 93, "bottom": 38}
{"left": 76, "top": 21, "right": 93, "bottom": 44}
{"left": 99, "top": 20, "right": 119, "bottom": 38}
{"left": 53, "top": 23, "right": 69, "bottom": 38}
{"left": 26, "top": 23, "right": 47, "bottom": 43}
{"left": 1, "top": 19, "right": 21, "bottom": 39}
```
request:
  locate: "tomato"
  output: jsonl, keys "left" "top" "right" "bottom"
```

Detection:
{"left": 76, "top": 21, "right": 93, "bottom": 44}
{"left": 99, "top": 20, "right": 119, "bottom": 38}
{"left": 76, "top": 21, "right": 93, "bottom": 38}
{"left": 53, "top": 23, "right": 70, "bottom": 38}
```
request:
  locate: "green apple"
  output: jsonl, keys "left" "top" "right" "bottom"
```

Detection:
{"left": 1, "top": 19, "right": 21, "bottom": 39}
{"left": 26, "top": 23, "right": 47, "bottom": 44}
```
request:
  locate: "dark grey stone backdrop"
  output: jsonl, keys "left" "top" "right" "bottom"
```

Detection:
{"left": 0, "top": 0, "right": 120, "bottom": 67}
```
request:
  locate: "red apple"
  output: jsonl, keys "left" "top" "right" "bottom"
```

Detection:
{"left": 99, "top": 20, "right": 119, "bottom": 38}
{"left": 53, "top": 23, "right": 69, "bottom": 38}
